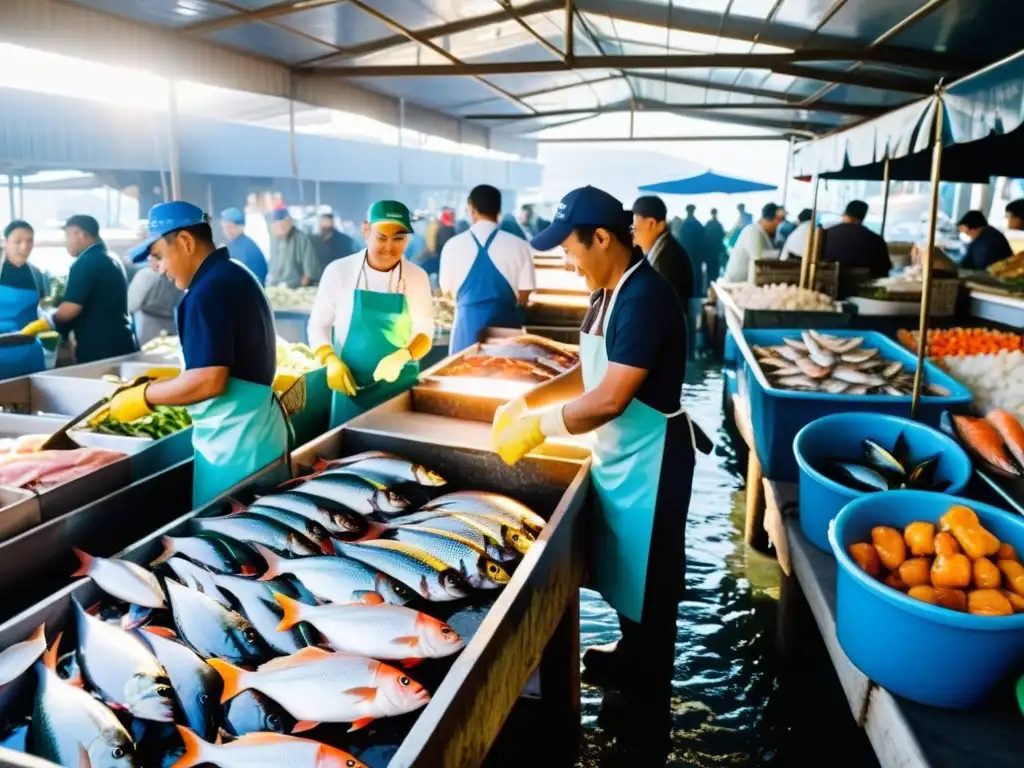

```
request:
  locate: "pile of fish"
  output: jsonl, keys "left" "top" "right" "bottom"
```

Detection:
{"left": 0, "top": 451, "right": 545, "bottom": 767}
{"left": 820, "top": 434, "right": 952, "bottom": 493}
{"left": 752, "top": 331, "right": 947, "bottom": 396}
{"left": 947, "top": 410, "right": 1024, "bottom": 478}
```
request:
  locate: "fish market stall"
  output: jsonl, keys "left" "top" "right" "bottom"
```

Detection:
{"left": 0, "top": 404, "right": 588, "bottom": 768}
{"left": 967, "top": 289, "right": 1024, "bottom": 329}
{"left": 523, "top": 291, "right": 590, "bottom": 345}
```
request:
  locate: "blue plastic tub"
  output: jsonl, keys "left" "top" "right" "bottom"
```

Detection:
{"left": 724, "top": 327, "right": 738, "bottom": 364}
{"left": 737, "top": 329, "right": 973, "bottom": 481}
{"left": 830, "top": 491, "right": 1024, "bottom": 709}
{"left": 794, "top": 413, "right": 973, "bottom": 552}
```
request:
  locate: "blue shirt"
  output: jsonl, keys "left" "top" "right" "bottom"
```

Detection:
{"left": 61, "top": 243, "right": 137, "bottom": 363}
{"left": 962, "top": 226, "right": 1012, "bottom": 271}
{"left": 225, "top": 233, "right": 268, "bottom": 285}
{"left": 176, "top": 248, "right": 276, "bottom": 387}
{"left": 589, "top": 258, "right": 688, "bottom": 414}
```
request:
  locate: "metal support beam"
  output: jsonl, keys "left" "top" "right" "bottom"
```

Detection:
{"left": 565, "top": 0, "right": 574, "bottom": 64}
{"left": 464, "top": 100, "right": 884, "bottom": 119}
{"left": 494, "top": 1, "right": 564, "bottom": 60}
{"left": 772, "top": 63, "right": 931, "bottom": 94}
{"left": 802, "top": 0, "right": 954, "bottom": 106}
{"left": 182, "top": 0, "right": 344, "bottom": 35}
{"left": 167, "top": 80, "right": 182, "bottom": 201}
{"left": 302, "top": 50, "right": 946, "bottom": 80}
{"left": 536, "top": 134, "right": 791, "bottom": 143}
{"left": 298, "top": 0, "right": 562, "bottom": 66}
{"left": 342, "top": 0, "right": 537, "bottom": 114}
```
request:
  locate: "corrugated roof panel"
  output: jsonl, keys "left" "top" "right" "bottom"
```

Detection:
{"left": 275, "top": 4, "right": 394, "bottom": 48}
{"left": 353, "top": 76, "right": 507, "bottom": 110}
{"left": 525, "top": 76, "right": 632, "bottom": 111}
{"left": 813, "top": 0, "right": 938, "bottom": 41}
{"left": 71, "top": 0, "right": 231, "bottom": 27}
{"left": 888, "top": 0, "right": 1024, "bottom": 56}
{"left": 580, "top": 13, "right": 790, "bottom": 54}
{"left": 205, "top": 21, "right": 338, "bottom": 64}
{"left": 770, "top": 0, "right": 851, "bottom": 33}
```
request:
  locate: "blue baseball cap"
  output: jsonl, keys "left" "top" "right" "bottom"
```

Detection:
{"left": 270, "top": 207, "right": 291, "bottom": 222}
{"left": 129, "top": 201, "right": 209, "bottom": 263}
{"left": 529, "top": 186, "right": 631, "bottom": 252}
{"left": 220, "top": 207, "right": 245, "bottom": 225}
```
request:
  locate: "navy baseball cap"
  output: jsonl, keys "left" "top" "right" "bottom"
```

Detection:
{"left": 270, "top": 207, "right": 291, "bottom": 222}
{"left": 63, "top": 215, "right": 100, "bottom": 238}
{"left": 530, "top": 186, "right": 630, "bottom": 251}
{"left": 129, "top": 201, "right": 209, "bottom": 263}
{"left": 220, "top": 207, "right": 245, "bottom": 225}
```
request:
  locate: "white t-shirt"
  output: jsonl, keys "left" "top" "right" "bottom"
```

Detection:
{"left": 781, "top": 220, "right": 811, "bottom": 261}
{"left": 307, "top": 251, "right": 434, "bottom": 352}
{"left": 438, "top": 220, "right": 536, "bottom": 298}
{"left": 724, "top": 222, "right": 774, "bottom": 283}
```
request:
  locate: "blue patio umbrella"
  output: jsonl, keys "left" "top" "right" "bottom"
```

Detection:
{"left": 639, "top": 170, "right": 777, "bottom": 195}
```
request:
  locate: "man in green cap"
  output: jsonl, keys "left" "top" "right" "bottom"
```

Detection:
{"left": 307, "top": 200, "right": 435, "bottom": 427}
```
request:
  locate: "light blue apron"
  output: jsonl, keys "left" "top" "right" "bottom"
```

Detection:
{"left": 330, "top": 254, "right": 419, "bottom": 429}
{"left": 188, "top": 377, "right": 290, "bottom": 508}
{"left": 582, "top": 260, "right": 694, "bottom": 623}
{"left": 450, "top": 228, "right": 523, "bottom": 354}
{"left": 0, "top": 259, "right": 46, "bottom": 376}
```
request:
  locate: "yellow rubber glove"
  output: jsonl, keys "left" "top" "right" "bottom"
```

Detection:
{"left": 108, "top": 382, "right": 153, "bottom": 423}
{"left": 492, "top": 396, "right": 526, "bottom": 449}
{"left": 315, "top": 345, "right": 357, "bottom": 397}
{"left": 495, "top": 414, "right": 546, "bottom": 466}
{"left": 144, "top": 367, "right": 180, "bottom": 380}
{"left": 272, "top": 370, "right": 300, "bottom": 394}
{"left": 373, "top": 334, "right": 433, "bottom": 383}
{"left": 20, "top": 318, "right": 51, "bottom": 337}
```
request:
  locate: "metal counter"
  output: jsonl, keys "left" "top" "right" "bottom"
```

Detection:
{"left": 968, "top": 290, "right": 1024, "bottom": 329}
{"left": 0, "top": 487, "right": 40, "bottom": 546}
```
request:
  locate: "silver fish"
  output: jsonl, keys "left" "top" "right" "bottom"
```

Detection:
{"left": 293, "top": 474, "right": 411, "bottom": 518}
{"left": 808, "top": 349, "right": 836, "bottom": 367}
{"left": 71, "top": 550, "right": 166, "bottom": 611}
{"left": 846, "top": 385, "right": 870, "bottom": 395}
{"left": 210, "top": 573, "right": 313, "bottom": 656}
{"left": 151, "top": 535, "right": 243, "bottom": 574}
{"left": 0, "top": 624, "right": 46, "bottom": 688}
{"left": 927, "top": 383, "right": 951, "bottom": 397}
{"left": 387, "top": 509, "right": 536, "bottom": 554}
{"left": 774, "top": 345, "right": 803, "bottom": 362}
{"left": 760, "top": 356, "right": 794, "bottom": 370}
{"left": 421, "top": 491, "right": 546, "bottom": 534}
{"left": 751, "top": 345, "right": 772, "bottom": 359}
{"left": 795, "top": 357, "right": 831, "bottom": 379}
{"left": 407, "top": 516, "right": 519, "bottom": 563}
{"left": 775, "top": 374, "right": 818, "bottom": 390}
{"left": 138, "top": 628, "right": 223, "bottom": 741}
{"left": 782, "top": 337, "right": 808, "bottom": 352}
{"left": 841, "top": 347, "right": 879, "bottom": 364}
{"left": 164, "top": 557, "right": 232, "bottom": 609}
{"left": 811, "top": 331, "right": 849, "bottom": 354}
{"left": 250, "top": 492, "right": 366, "bottom": 538}
{"left": 165, "top": 579, "right": 270, "bottom": 665}
{"left": 334, "top": 540, "right": 472, "bottom": 601}
{"left": 388, "top": 527, "right": 511, "bottom": 589}
{"left": 832, "top": 367, "right": 885, "bottom": 386}
{"left": 223, "top": 689, "right": 295, "bottom": 737}
{"left": 73, "top": 599, "right": 174, "bottom": 722}
{"left": 822, "top": 379, "right": 850, "bottom": 394}
{"left": 193, "top": 513, "right": 323, "bottom": 557}
{"left": 315, "top": 451, "right": 446, "bottom": 488}
{"left": 243, "top": 507, "right": 334, "bottom": 553}
{"left": 884, "top": 385, "right": 906, "bottom": 396}
{"left": 770, "top": 365, "right": 804, "bottom": 377}
{"left": 881, "top": 361, "right": 904, "bottom": 379}
{"left": 833, "top": 336, "right": 865, "bottom": 354}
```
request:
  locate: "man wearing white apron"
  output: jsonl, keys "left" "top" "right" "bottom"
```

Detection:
{"left": 121, "top": 202, "right": 289, "bottom": 508}
{"left": 493, "top": 186, "right": 696, "bottom": 763}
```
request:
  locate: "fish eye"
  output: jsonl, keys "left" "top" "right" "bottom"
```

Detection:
{"left": 267, "top": 713, "right": 281, "bottom": 729}
{"left": 441, "top": 626, "right": 452, "bottom": 635}
{"left": 347, "top": 761, "right": 357, "bottom": 767}
{"left": 112, "top": 747, "right": 125, "bottom": 759}
{"left": 244, "top": 628, "right": 258, "bottom": 643}
{"left": 399, "top": 676, "right": 411, "bottom": 687}
{"left": 157, "top": 684, "right": 173, "bottom": 696}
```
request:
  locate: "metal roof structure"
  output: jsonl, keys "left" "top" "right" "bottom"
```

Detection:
{"left": 6, "top": 0, "right": 1024, "bottom": 152}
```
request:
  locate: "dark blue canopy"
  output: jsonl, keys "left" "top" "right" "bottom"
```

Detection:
{"left": 639, "top": 171, "right": 778, "bottom": 195}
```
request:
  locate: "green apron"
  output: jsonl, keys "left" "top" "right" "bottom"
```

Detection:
{"left": 330, "top": 254, "right": 420, "bottom": 428}
{"left": 188, "top": 377, "right": 290, "bottom": 508}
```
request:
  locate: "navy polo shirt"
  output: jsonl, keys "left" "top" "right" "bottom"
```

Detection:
{"left": 61, "top": 243, "right": 137, "bottom": 363}
{"left": 176, "top": 248, "right": 276, "bottom": 386}
{"left": 962, "top": 226, "right": 1012, "bottom": 271}
{"left": 226, "top": 233, "right": 268, "bottom": 285}
{"left": 587, "top": 257, "right": 688, "bottom": 414}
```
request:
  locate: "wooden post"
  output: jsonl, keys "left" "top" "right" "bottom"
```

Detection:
{"left": 799, "top": 175, "right": 821, "bottom": 289}
{"left": 879, "top": 157, "right": 892, "bottom": 239}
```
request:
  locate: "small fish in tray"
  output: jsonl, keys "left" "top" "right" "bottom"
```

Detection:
{"left": 820, "top": 433, "right": 951, "bottom": 493}
{"left": 753, "top": 331, "right": 947, "bottom": 396}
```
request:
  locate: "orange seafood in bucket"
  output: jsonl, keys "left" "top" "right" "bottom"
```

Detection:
{"left": 848, "top": 503, "right": 1024, "bottom": 616}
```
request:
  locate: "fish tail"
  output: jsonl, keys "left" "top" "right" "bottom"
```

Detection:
{"left": 253, "top": 542, "right": 284, "bottom": 580}
{"left": 169, "top": 726, "right": 211, "bottom": 768}
{"left": 70, "top": 548, "right": 93, "bottom": 578}
{"left": 207, "top": 659, "right": 251, "bottom": 703}
{"left": 42, "top": 631, "right": 61, "bottom": 671}
{"left": 225, "top": 497, "right": 247, "bottom": 515}
{"left": 273, "top": 593, "right": 305, "bottom": 631}
{"left": 150, "top": 537, "right": 175, "bottom": 566}
{"left": 28, "top": 623, "right": 45, "bottom": 645}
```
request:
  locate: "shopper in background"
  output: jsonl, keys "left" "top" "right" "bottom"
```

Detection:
{"left": 267, "top": 207, "right": 318, "bottom": 287}
{"left": 704, "top": 208, "right": 726, "bottom": 281}
{"left": 219, "top": 207, "right": 267, "bottom": 285}
{"left": 724, "top": 203, "right": 781, "bottom": 283}
{"left": 435, "top": 208, "right": 457, "bottom": 255}
{"left": 781, "top": 208, "right": 814, "bottom": 261}
{"left": 1005, "top": 199, "right": 1024, "bottom": 233}
{"left": 311, "top": 205, "right": 358, "bottom": 277}
{"left": 727, "top": 202, "right": 753, "bottom": 248}
{"left": 441, "top": 184, "right": 535, "bottom": 353}
{"left": 680, "top": 204, "right": 707, "bottom": 296}
{"left": 819, "top": 200, "right": 891, "bottom": 278}
{"left": 127, "top": 251, "right": 183, "bottom": 346}
{"left": 774, "top": 206, "right": 795, "bottom": 248}
{"left": 498, "top": 213, "right": 528, "bottom": 240}
{"left": 21, "top": 215, "right": 137, "bottom": 362}
{"left": 631, "top": 195, "right": 693, "bottom": 305}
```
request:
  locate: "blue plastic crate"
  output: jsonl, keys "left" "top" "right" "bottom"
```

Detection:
{"left": 737, "top": 329, "right": 973, "bottom": 482}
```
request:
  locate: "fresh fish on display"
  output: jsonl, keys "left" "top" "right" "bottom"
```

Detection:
{"left": 208, "top": 646, "right": 429, "bottom": 733}
{"left": 795, "top": 357, "right": 831, "bottom": 379}
{"left": 209, "top": 573, "right": 314, "bottom": 656}
{"left": 293, "top": 474, "right": 410, "bottom": 518}
{"left": 831, "top": 367, "right": 885, "bottom": 387}
{"left": 782, "top": 337, "right": 808, "bottom": 352}
{"left": 250, "top": 492, "right": 367, "bottom": 538}
{"left": 387, "top": 526, "right": 511, "bottom": 589}
{"left": 241, "top": 507, "right": 334, "bottom": 554}
{"left": 386, "top": 507, "right": 535, "bottom": 554}
{"left": 770, "top": 364, "right": 803, "bottom": 377}
{"left": 273, "top": 595, "right": 465, "bottom": 662}
{"left": 152, "top": 536, "right": 250, "bottom": 575}
{"left": 881, "top": 361, "right": 904, "bottom": 379}
{"left": 171, "top": 725, "right": 369, "bottom": 768}
{"left": 801, "top": 331, "right": 836, "bottom": 367}
{"left": 0, "top": 624, "right": 45, "bottom": 688}
{"left": 775, "top": 375, "right": 818, "bottom": 390}
{"left": 774, "top": 345, "right": 803, "bottom": 363}
{"left": 986, "top": 409, "right": 1024, "bottom": 468}
{"left": 313, "top": 451, "right": 447, "bottom": 488}
{"left": 822, "top": 380, "right": 850, "bottom": 395}
{"left": 758, "top": 356, "right": 792, "bottom": 370}
{"left": 952, "top": 414, "right": 1022, "bottom": 475}
{"left": 72, "top": 600, "right": 175, "bottom": 722}
{"left": 254, "top": 544, "right": 415, "bottom": 606}
{"left": 334, "top": 540, "right": 473, "bottom": 602}
{"left": 165, "top": 580, "right": 270, "bottom": 666}
{"left": 32, "top": 661, "right": 136, "bottom": 768}
{"left": 138, "top": 628, "right": 223, "bottom": 741}
{"left": 833, "top": 336, "right": 865, "bottom": 354}
{"left": 70, "top": 550, "right": 166, "bottom": 617}
{"left": 405, "top": 516, "right": 519, "bottom": 563}
{"left": 846, "top": 385, "right": 870, "bottom": 395}
{"left": 839, "top": 348, "right": 878, "bottom": 364}
{"left": 421, "top": 491, "right": 546, "bottom": 535}
{"left": 193, "top": 514, "right": 324, "bottom": 558}
{"left": 163, "top": 558, "right": 232, "bottom": 610}
{"left": 223, "top": 690, "right": 295, "bottom": 738}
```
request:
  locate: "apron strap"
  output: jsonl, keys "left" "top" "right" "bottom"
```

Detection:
{"left": 357, "top": 251, "right": 405, "bottom": 294}
{"left": 470, "top": 227, "right": 501, "bottom": 253}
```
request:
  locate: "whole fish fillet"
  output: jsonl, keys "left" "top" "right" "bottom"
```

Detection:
{"left": 953, "top": 414, "right": 1021, "bottom": 475}
{"left": 986, "top": 409, "right": 1024, "bottom": 469}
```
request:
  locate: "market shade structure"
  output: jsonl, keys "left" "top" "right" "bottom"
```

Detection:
{"left": 640, "top": 171, "right": 777, "bottom": 195}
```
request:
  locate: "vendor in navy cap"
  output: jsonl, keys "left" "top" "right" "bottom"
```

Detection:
{"left": 21, "top": 214, "right": 137, "bottom": 363}
{"left": 119, "top": 201, "right": 288, "bottom": 507}
{"left": 219, "top": 207, "right": 267, "bottom": 285}
{"left": 492, "top": 185, "right": 697, "bottom": 763}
